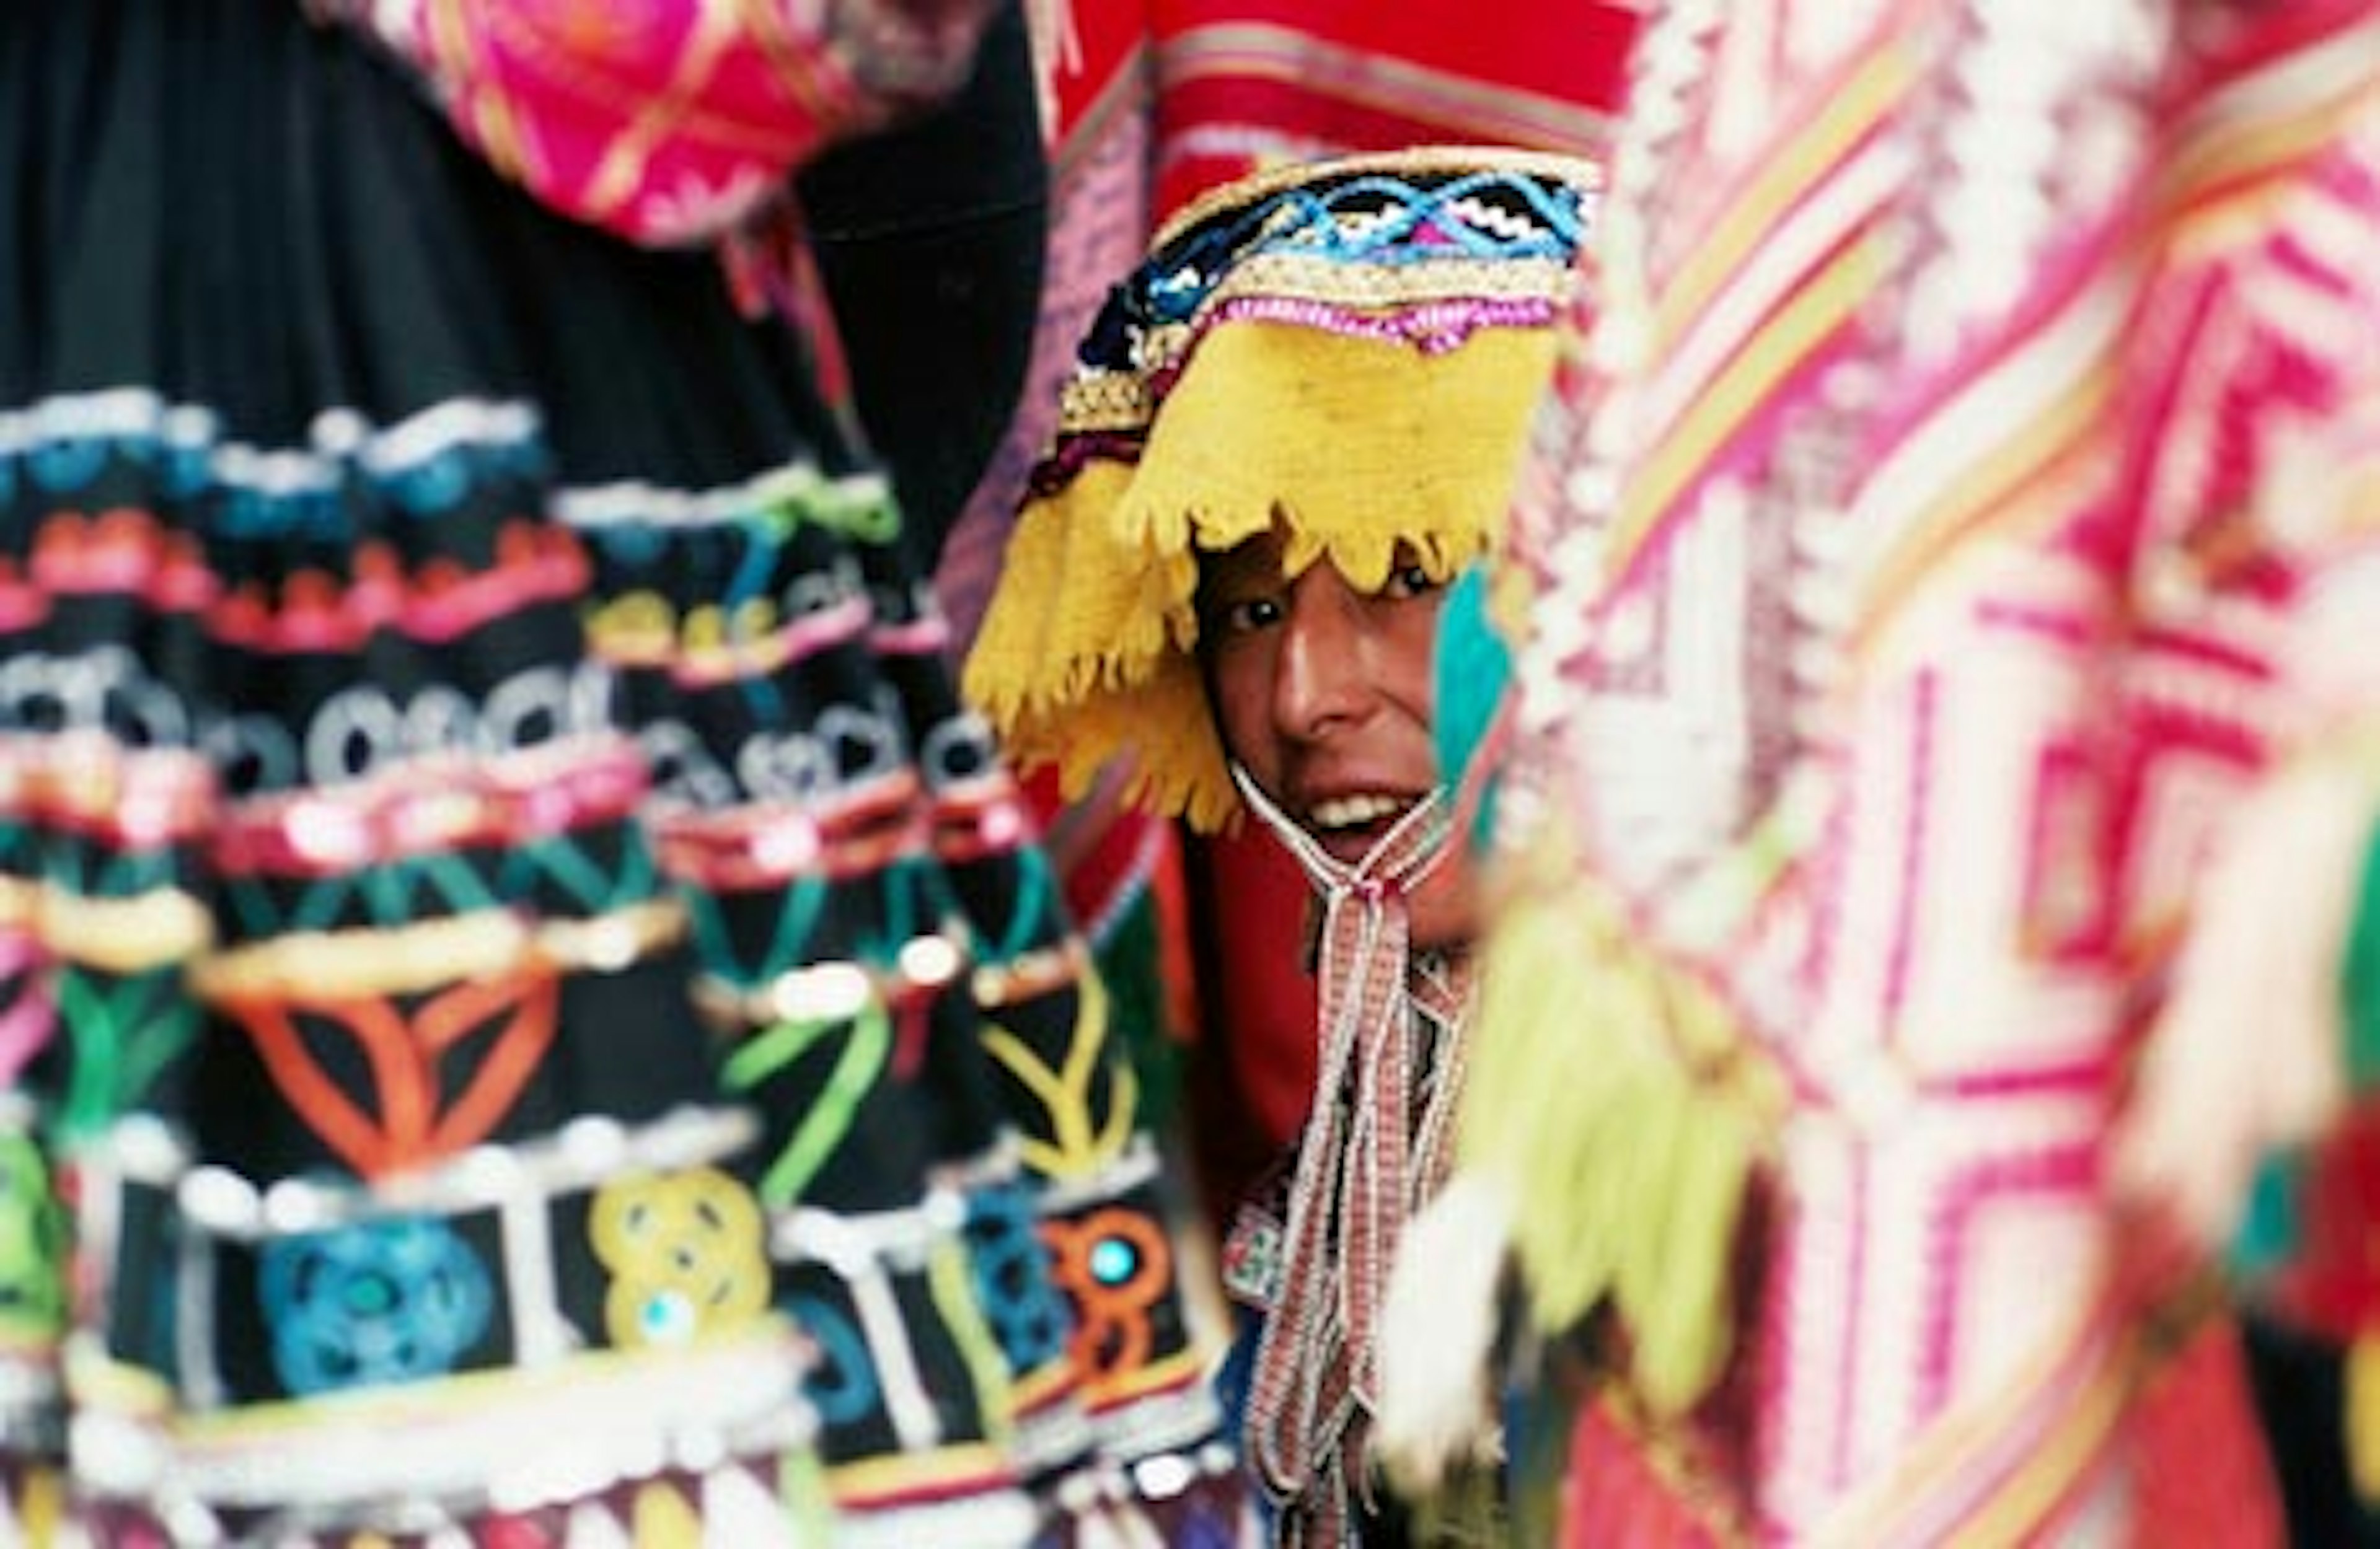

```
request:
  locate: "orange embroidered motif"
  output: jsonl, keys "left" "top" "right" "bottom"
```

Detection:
{"left": 1042, "top": 1205, "right": 1170, "bottom": 1386}
{"left": 221, "top": 970, "right": 560, "bottom": 1178}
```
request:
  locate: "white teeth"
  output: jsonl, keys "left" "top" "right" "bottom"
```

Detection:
{"left": 1307, "top": 794, "right": 1407, "bottom": 831}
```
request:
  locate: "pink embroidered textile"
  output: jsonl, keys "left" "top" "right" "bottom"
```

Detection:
{"left": 328, "top": 0, "right": 1000, "bottom": 244}
{"left": 1476, "top": 1, "right": 2380, "bottom": 1541}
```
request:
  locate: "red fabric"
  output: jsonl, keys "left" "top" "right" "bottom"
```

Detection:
{"left": 2128, "top": 1313, "right": 2288, "bottom": 1548}
{"left": 1047, "top": 0, "right": 1158, "bottom": 141}
{"left": 1028, "top": 763, "right": 1146, "bottom": 929}
{"left": 1185, "top": 827, "right": 1317, "bottom": 1214}
{"left": 1148, "top": 0, "right": 1641, "bottom": 216}
{"left": 1194, "top": 830, "right": 1315, "bottom": 1147}
{"left": 1560, "top": 1393, "right": 1738, "bottom": 1549}
{"left": 2254, "top": 1102, "right": 2380, "bottom": 1344}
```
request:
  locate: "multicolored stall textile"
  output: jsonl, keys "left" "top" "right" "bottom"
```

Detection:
{"left": 1385, "top": 1, "right": 2380, "bottom": 1543}
{"left": 0, "top": 2, "right": 1223, "bottom": 1543}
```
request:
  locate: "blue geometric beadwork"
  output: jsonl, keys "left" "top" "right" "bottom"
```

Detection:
{"left": 260, "top": 1215, "right": 493, "bottom": 1395}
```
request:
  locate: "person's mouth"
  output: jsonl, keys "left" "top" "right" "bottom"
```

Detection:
{"left": 1302, "top": 791, "right": 1421, "bottom": 864}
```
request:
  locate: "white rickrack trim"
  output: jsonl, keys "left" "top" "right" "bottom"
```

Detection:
{"left": 0, "top": 387, "right": 540, "bottom": 494}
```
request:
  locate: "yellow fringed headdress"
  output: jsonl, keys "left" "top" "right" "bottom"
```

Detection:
{"left": 965, "top": 147, "right": 1597, "bottom": 830}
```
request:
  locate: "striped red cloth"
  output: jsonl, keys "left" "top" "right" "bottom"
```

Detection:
{"left": 1148, "top": 0, "right": 1639, "bottom": 215}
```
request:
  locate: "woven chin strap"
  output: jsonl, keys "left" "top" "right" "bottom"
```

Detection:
{"left": 1231, "top": 765, "right": 1478, "bottom": 1545}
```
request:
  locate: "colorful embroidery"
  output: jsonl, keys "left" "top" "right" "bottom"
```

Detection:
{"left": 788, "top": 1289, "right": 881, "bottom": 1431}
{"left": 963, "top": 1180, "right": 1073, "bottom": 1380}
{"left": 74, "top": 1108, "right": 809, "bottom": 1521}
{"left": 0, "top": 0, "right": 1229, "bottom": 1524}
{"left": 327, "top": 0, "right": 1000, "bottom": 244}
{"left": 262, "top": 1217, "right": 493, "bottom": 1393}
{"left": 774, "top": 1199, "right": 1033, "bottom": 1534}
{"left": 980, "top": 967, "right": 1133, "bottom": 1183}
{"left": 1042, "top": 1206, "right": 1171, "bottom": 1389}
{"left": 49, "top": 967, "right": 196, "bottom": 1138}
{"left": 725, "top": 992, "right": 893, "bottom": 1213}
{"left": 589, "top": 1168, "right": 770, "bottom": 1349}
{"left": 0, "top": 1132, "right": 64, "bottom": 1342}
{"left": 220, "top": 969, "right": 561, "bottom": 1179}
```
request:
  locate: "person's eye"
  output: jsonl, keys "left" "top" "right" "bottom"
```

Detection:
{"left": 1378, "top": 563, "right": 1440, "bottom": 600}
{"left": 1204, "top": 594, "right": 1284, "bottom": 637}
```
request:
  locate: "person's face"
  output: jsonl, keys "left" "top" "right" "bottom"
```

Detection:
{"left": 1197, "top": 527, "right": 1478, "bottom": 949}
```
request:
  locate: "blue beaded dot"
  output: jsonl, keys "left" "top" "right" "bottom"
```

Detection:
{"left": 641, "top": 1289, "right": 697, "bottom": 1345}
{"left": 1090, "top": 1237, "right": 1138, "bottom": 1286}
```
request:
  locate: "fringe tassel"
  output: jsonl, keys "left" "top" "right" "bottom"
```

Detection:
{"left": 2113, "top": 747, "right": 2380, "bottom": 1250}
{"left": 964, "top": 462, "right": 1155, "bottom": 725}
{"left": 1456, "top": 859, "right": 1773, "bottom": 1421}
{"left": 1018, "top": 649, "right": 1235, "bottom": 833}
{"left": 1375, "top": 1171, "right": 1515, "bottom": 1495}
{"left": 963, "top": 462, "right": 1239, "bottom": 830}
{"left": 1115, "top": 323, "right": 1533, "bottom": 604}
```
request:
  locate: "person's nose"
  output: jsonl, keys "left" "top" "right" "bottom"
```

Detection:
{"left": 1271, "top": 571, "right": 1373, "bottom": 741}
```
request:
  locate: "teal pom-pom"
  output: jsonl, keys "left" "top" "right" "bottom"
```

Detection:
{"left": 2228, "top": 1146, "right": 2308, "bottom": 1281}
{"left": 1432, "top": 565, "right": 1512, "bottom": 850}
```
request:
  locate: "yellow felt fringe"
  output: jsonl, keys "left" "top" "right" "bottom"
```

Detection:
{"left": 1457, "top": 836, "right": 1779, "bottom": 1419}
{"left": 1116, "top": 322, "right": 1545, "bottom": 600}
{"left": 964, "top": 461, "right": 1150, "bottom": 719}
{"left": 962, "top": 321, "right": 1556, "bottom": 831}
